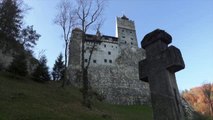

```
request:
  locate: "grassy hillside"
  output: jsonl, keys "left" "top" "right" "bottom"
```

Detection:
{"left": 0, "top": 73, "right": 153, "bottom": 120}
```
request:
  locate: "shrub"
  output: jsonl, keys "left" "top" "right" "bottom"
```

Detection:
{"left": 193, "top": 111, "right": 210, "bottom": 120}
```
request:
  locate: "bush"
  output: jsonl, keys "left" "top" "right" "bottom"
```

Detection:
{"left": 193, "top": 111, "right": 210, "bottom": 120}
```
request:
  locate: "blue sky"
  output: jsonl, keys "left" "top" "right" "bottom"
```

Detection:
{"left": 23, "top": 0, "right": 213, "bottom": 90}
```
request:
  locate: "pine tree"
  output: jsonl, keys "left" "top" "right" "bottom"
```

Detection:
{"left": 0, "top": 0, "right": 23, "bottom": 41}
{"left": 32, "top": 55, "right": 50, "bottom": 82}
{"left": 52, "top": 53, "right": 65, "bottom": 81}
{"left": 20, "top": 25, "right": 41, "bottom": 51}
{"left": 8, "top": 52, "right": 28, "bottom": 76}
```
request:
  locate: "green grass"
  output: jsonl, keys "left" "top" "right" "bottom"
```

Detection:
{"left": 0, "top": 72, "right": 153, "bottom": 120}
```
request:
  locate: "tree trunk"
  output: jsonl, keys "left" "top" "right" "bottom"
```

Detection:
{"left": 81, "top": 31, "right": 91, "bottom": 108}
{"left": 82, "top": 69, "right": 91, "bottom": 108}
{"left": 62, "top": 41, "right": 68, "bottom": 88}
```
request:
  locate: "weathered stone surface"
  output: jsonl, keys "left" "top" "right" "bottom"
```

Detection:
{"left": 139, "top": 29, "right": 185, "bottom": 120}
{"left": 68, "top": 46, "right": 151, "bottom": 105}
{"left": 181, "top": 98, "right": 195, "bottom": 120}
{"left": 141, "top": 29, "right": 172, "bottom": 48}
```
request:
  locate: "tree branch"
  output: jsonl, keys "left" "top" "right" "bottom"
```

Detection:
{"left": 85, "top": 42, "right": 96, "bottom": 70}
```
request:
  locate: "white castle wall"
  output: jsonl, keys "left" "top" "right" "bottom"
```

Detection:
{"left": 84, "top": 41, "right": 120, "bottom": 66}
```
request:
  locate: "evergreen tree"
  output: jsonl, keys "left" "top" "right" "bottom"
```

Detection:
{"left": 52, "top": 53, "right": 65, "bottom": 81}
{"left": 20, "top": 25, "right": 41, "bottom": 51}
{"left": 0, "top": 0, "right": 23, "bottom": 40}
{"left": 8, "top": 52, "right": 28, "bottom": 76}
{"left": 32, "top": 55, "right": 50, "bottom": 82}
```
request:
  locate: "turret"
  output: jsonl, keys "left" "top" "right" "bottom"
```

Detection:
{"left": 116, "top": 15, "right": 138, "bottom": 48}
{"left": 68, "top": 28, "right": 82, "bottom": 69}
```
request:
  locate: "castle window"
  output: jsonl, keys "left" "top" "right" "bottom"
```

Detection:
{"left": 122, "top": 36, "right": 125, "bottom": 38}
{"left": 112, "top": 45, "right": 113, "bottom": 48}
{"left": 131, "top": 42, "right": 133, "bottom": 45}
{"left": 124, "top": 41, "right": 127, "bottom": 44}
{"left": 104, "top": 44, "right": 106, "bottom": 47}
{"left": 108, "top": 51, "right": 111, "bottom": 55}
{"left": 104, "top": 59, "right": 107, "bottom": 63}
{"left": 109, "top": 60, "right": 112, "bottom": 63}
{"left": 131, "top": 38, "right": 133, "bottom": 40}
{"left": 93, "top": 60, "right": 96, "bottom": 63}
{"left": 122, "top": 29, "right": 124, "bottom": 32}
{"left": 85, "top": 59, "right": 88, "bottom": 62}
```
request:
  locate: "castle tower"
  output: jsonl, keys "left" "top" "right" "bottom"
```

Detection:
{"left": 116, "top": 15, "right": 138, "bottom": 48}
{"left": 68, "top": 28, "right": 82, "bottom": 70}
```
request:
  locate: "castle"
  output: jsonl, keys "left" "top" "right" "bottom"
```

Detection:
{"left": 68, "top": 15, "right": 150, "bottom": 105}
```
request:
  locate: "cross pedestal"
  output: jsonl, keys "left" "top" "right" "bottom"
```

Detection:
{"left": 139, "top": 29, "right": 185, "bottom": 120}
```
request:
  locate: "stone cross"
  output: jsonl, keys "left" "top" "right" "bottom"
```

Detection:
{"left": 139, "top": 29, "right": 185, "bottom": 120}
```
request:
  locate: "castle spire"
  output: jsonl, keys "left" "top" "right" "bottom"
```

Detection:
{"left": 96, "top": 30, "right": 101, "bottom": 37}
{"left": 96, "top": 23, "right": 101, "bottom": 39}
{"left": 121, "top": 14, "right": 129, "bottom": 20}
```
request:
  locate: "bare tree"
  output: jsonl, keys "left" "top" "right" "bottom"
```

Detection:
{"left": 75, "top": 0, "right": 106, "bottom": 108}
{"left": 54, "top": 0, "right": 76, "bottom": 87}
{"left": 85, "top": 23, "right": 102, "bottom": 69}
{"left": 202, "top": 82, "right": 213, "bottom": 118}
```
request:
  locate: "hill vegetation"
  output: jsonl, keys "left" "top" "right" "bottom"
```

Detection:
{"left": 182, "top": 84, "right": 213, "bottom": 119}
{"left": 0, "top": 72, "right": 153, "bottom": 120}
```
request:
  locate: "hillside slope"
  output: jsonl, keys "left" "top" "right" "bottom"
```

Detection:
{"left": 0, "top": 73, "right": 153, "bottom": 120}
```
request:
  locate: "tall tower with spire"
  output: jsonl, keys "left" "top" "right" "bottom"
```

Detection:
{"left": 116, "top": 15, "right": 138, "bottom": 48}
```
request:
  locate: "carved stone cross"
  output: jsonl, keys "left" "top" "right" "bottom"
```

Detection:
{"left": 139, "top": 29, "right": 185, "bottom": 120}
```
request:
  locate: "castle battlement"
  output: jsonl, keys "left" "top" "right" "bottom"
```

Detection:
{"left": 116, "top": 15, "right": 135, "bottom": 31}
{"left": 85, "top": 34, "right": 118, "bottom": 44}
